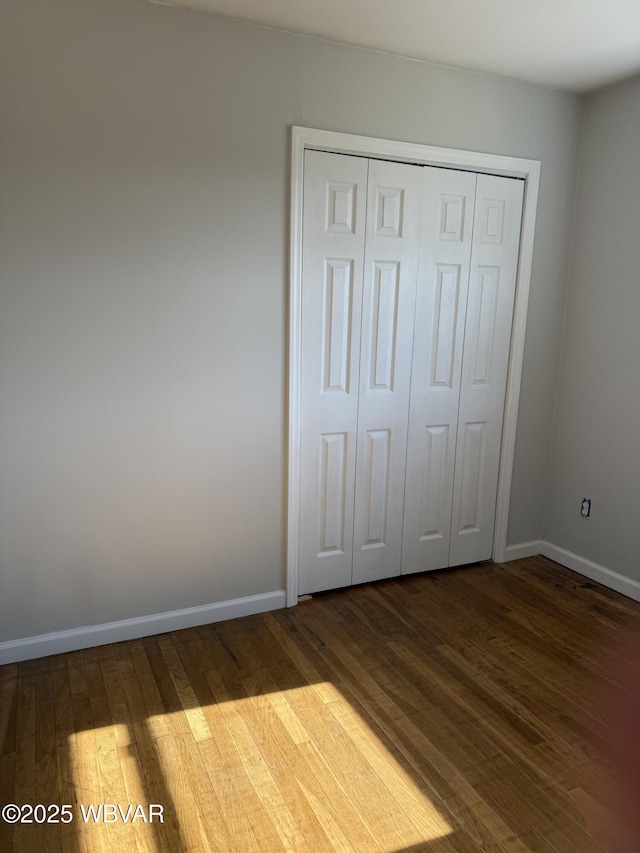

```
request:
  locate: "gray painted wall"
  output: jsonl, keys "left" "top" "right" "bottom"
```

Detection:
{"left": 543, "top": 74, "right": 640, "bottom": 580}
{"left": 0, "top": 0, "right": 583, "bottom": 642}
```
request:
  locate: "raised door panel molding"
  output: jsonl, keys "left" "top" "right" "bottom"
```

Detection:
{"left": 368, "top": 261, "right": 400, "bottom": 393}
{"left": 431, "top": 264, "right": 462, "bottom": 389}
{"left": 322, "top": 258, "right": 354, "bottom": 395}
{"left": 419, "top": 424, "right": 450, "bottom": 541}
{"left": 457, "top": 421, "right": 486, "bottom": 534}
{"left": 401, "top": 418, "right": 454, "bottom": 574}
{"left": 375, "top": 186, "right": 405, "bottom": 237}
{"left": 326, "top": 180, "right": 358, "bottom": 234}
{"left": 362, "top": 429, "right": 391, "bottom": 549}
{"left": 478, "top": 197, "right": 506, "bottom": 244}
{"left": 438, "top": 194, "right": 467, "bottom": 242}
{"left": 468, "top": 265, "right": 500, "bottom": 388}
{"left": 318, "top": 432, "right": 348, "bottom": 556}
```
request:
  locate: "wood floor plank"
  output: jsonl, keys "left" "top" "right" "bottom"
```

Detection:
{"left": 112, "top": 642, "right": 181, "bottom": 851}
{"left": 85, "top": 648, "right": 136, "bottom": 852}
{"left": 115, "top": 740, "right": 159, "bottom": 853}
{"left": 0, "top": 752, "right": 16, "bottom": 853}
{"left": 34, "top": 657, "right": 62, "bottom": 853}
{"left": 226, "top": 681, "right": 336, "bottom": 853}
{"left": 156, "top": 635, "right": 212, "bottom": 742}
{"left": 0, "top": 663, "right": 18, "bottom": 756}
{"left": 177, "top": 634, "right": 288, "bottom": 852}
{"left": 99, "top": 650, "right": 135, "bottom": 749}
{"left": 203, "top": 667, "right": 311, "bottom": 852}
{"left": 270, "top": 608, "right": 528, "bottom": 851}
{"left": 173, "top": 730, "right": 233, "bottom": 849}
{"left": 262, "top": 658, "right": 391, "bottom": 851}
{"left": 13, "top": 661, "right": 37, "bottom": 853}
{"left": 154, "top": 733, "right": 213, "bottom": 852}
{"left": 384, "top": 572, "right": 609, "bottom": 761}
{"left": 97, "top": 646, "right": 156, "bottom": 853}
{"left": 1, "top": 556, "right": 634, "bottom": 852}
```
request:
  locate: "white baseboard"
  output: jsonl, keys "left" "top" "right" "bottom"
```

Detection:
{"left": 503, "top": 540, "right": 542, "bottom": 561}
{"left": 539, "top": 541, "right": 640, "bottom": 603}
{"left": 497, "top": 539, "right": 640, "bottom": 604}
{"left": 0, "top": 590, "right": 287, "bottom": 666}
{"left": 3, "top": 542, "right": 638, "bottom": 666}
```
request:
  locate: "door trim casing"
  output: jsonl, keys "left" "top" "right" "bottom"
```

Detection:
{"left": 287, "top": 126, "right": 540, "bottom": 606}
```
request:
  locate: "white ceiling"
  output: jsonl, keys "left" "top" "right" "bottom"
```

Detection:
{"left": 151, "top": 0, "right": 640, "bottom": 92}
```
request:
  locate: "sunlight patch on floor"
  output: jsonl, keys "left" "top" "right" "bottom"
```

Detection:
{"left": 150, "top": 680, "right": 453, "bottom": 850}
{"left": 67, "top": 681, "right": 452, "bottom": 850}
{"left": 69, "top": 724, "right": 159, "bottom": 852}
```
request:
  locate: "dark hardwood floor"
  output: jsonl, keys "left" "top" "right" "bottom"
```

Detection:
{"left": 1, "top": 555, "right": 638, "bottom": 851}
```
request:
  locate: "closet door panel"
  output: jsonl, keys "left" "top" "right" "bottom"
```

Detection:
{"left": 352, "top": 159, "right": 423, "bottom": 584}
{"left": 402, "top": 169, "right": 476, "bottom": 575}
{"left": 449, "top": 174, "right": 524, "bottom": 566}
{"left": 299, "top": 150, "right": 368, "bottom": 594}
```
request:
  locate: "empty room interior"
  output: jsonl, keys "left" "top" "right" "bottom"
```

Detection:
{"left": 1, "top": 0, "right": 640, "bottom": 850}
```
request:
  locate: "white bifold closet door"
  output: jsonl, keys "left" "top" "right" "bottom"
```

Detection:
{"left": 298, "top": 149, "right": 523, "bottom": 596}
{"left": 352, "top": 158, "right": 424, "bottom": 585}
{"left": 402, "top": 169, "right": 524, "bottom": 574}
{"left": 299, "top": 150, "right": 423, "bottom": 594}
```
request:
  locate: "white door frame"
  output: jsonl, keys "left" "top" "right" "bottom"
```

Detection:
{"left": 287, "top": 125, "right": 540, "bottom": 606}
